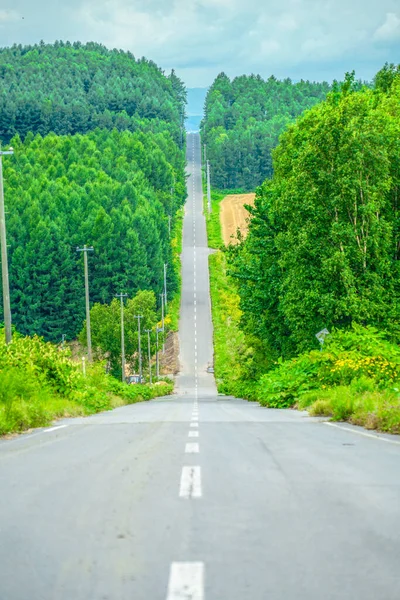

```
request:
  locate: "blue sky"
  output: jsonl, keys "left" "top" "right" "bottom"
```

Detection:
{"left": 1, "top": 0, "right": 399, "bottom": 86}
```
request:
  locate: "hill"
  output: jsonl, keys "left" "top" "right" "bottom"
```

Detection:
{"left": 201, "top": 73, "right": 330, "bottom": 189}
{"left": 0, "top": 41, "right": 186, "bottom": 145}
{"left": 0, "top": 43, "right": 187, "bottom": 343}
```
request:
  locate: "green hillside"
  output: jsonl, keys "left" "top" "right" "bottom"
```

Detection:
{"left": 201, "top": 73, "right": 331, "bottom": 189}
{"left": 0, "top": 43, "right": 187, "bottom": 344}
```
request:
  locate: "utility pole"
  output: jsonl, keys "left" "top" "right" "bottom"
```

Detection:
{"left": 206, "top": 160, "right": 211, "bottom": 214}
{"left": 116, "top": 293, "right": 128, "bottom": 382}
{"left": 160, "top": 293, "right": 165, "bottom": 354}
{"left": 76, "top": 245, "right": 94, "bottom": 361}
{"left": 145, "top": 329, "right": 152, "bottom": 384}
{"left": 0, "top": 145, "right": 14, "bottom": 344}
{"left": 168, "top": 215, "right": 171, "bottom": 237}
{"left": 156, "top": 327, "right": 161, "bottom": 378}
{"left": 164, "top": 263, "right": 168, "bottom": 308}
{"left": 135, "top": 314, "right": 143, "bottom": 382}
{"left": 204, "top": 143, "right": 206, "bottom": 164}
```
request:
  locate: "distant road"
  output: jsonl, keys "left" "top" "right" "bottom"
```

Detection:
{"left": 0, "top": 133, "right": 399, "bottom": 599}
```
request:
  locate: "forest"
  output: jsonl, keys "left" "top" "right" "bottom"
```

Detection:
{"left": 0, "top": 43, "right": 187, "bottom": 344}
{"left": 206, "top": 64, "right": 400, "bottom": 432}
{"left": 201, "top": 73, "right": 331, "bottom": 190}
{"left": 0, "top": 41, "right": 185, "bottom": 145}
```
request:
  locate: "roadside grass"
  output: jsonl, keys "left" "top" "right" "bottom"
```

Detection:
{"left": 204, "top": 190, "right": 225, "bottom": 249}
{"left": 209, "top": 252, "right": 246, "bottom": 394}
{"left": 0, "top": 331, "right": 173, "bottom": 437}
{"left": 298, "top": 385, "right": 400, "bottom": 434}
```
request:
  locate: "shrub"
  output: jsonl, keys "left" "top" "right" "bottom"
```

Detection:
{"left": 0, "top": 329, "right": 173, "bottom": 435}
{"left": 258, "top": 325, "right": 400, "bottom": 408}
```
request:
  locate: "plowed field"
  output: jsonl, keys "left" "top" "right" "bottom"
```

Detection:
{"left": 220, "top": 193, "right": 255, "bottom": 245}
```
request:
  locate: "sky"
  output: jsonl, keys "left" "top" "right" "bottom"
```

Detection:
{"left": 0, "top": 0, "right": 399, "bottom": 88}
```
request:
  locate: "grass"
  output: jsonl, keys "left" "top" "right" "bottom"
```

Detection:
{"left": 204, "top": 190, "right": 225, "bottom": 249}
{"left": 0, "top": 332, "right": 173, "bottom": 437}
{"left": 0, "top": 373, "right": 173, "bottom": 437}
{"left": 209, "top": 250, "right": 259, "bottom": 398}
{"left": 298, "top": 383, "right": 400, "bottom": 434}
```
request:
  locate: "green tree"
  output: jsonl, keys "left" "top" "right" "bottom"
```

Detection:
{"left": 229, "top": 67, "right": 400, "bottom": 358}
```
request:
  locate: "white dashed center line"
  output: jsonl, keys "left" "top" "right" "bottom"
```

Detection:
{"left": 185, "top": 442, "right": 199, "bottom": 454}
{"left": 179, "top": 466, "right": 202, "bottom": 499}
{"left": 166, "top": 562, "right": 205, "bottom": 600}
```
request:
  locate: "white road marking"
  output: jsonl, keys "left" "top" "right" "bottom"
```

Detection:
{"left": 166, "top": 562, "right": 204, "bottom": 600}
{"left": 189, "top": 431, "right": 199, "bottom": 438}
{"left": 179, "top": 467, "right": 202, "bottom": 499}
{"left": 185, "top": 442, "right": 199, "bottom": 453}
{"left": 190, "top": 422, "right": 199, "bottom": 428}
{"left": 324, "top": 422, "right": 400, "bottom": 445}
{"left": 44, "top": 425, "right": 68, "bottom": 433}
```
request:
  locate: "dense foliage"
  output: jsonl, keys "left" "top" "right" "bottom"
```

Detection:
{"left": 0, "top": 42, "right": 187, "bottom": 344}
{"left": 204, "top": 66, "right": 400, "bottom": 433}
{"left": 0, "top": 42, "right": 185, "bottom": 145}
{"left": 0, "top": 329, "right": 173, "bottom": 435}
{"left": 258, "top": 325, "right": 400, "bottom": 434}
{"left": 81, "top": 290, "right": 159, "bottom": 378}
{"left": 228, "top": 67, "right": 400, "bottom": 361}
{"left": 257, "top": 325, "right": 400, "bottom": 408}
{"left": 201, "top": 73, "right": 330, "bottom": 189}
{"left": 0, "top": 128, "right": 185, "bottom": 342}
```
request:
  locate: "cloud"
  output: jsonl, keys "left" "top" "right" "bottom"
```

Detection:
{"left": 0, "top": 9, "right": 20, "bottom": 23}
{"left": 373, "top": 12, "right": 400, "bottom": 42}
{"left": 1, "top": 1, "right": 400, "bottom": 86}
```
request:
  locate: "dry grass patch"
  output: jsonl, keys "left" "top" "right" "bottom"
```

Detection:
{"left": 220, "top": 193, "right": 255, "bottom": 245}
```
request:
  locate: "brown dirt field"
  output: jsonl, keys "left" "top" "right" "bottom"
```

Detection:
{"left": 220, "top": 193, "right": 255, "bottom": 245}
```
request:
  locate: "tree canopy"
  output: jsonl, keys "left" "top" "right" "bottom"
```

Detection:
{"left": 228, "top": 67, "right": 400, "bottom": 360}
{"left": 0, "top": 41, "right": 186, "bottom": 146}
{"left": 1, "top": 127, "right": 186, "bottom": 341}
{"left": 0, "top": 42, "right": 187, "bottom": 344}
{"left": 201, "top": 73, "right": 331, "bottom": 190}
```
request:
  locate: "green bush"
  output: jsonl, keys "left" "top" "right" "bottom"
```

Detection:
{"left": 0, "top": 329, "right": 173, "bottom": 435}
{"left": 258, "top": 325, "right": 400, "bottom": 408}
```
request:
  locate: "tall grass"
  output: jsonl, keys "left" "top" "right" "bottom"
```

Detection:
{"left": 0, "top": 330, "right": 173, "bottom": 436}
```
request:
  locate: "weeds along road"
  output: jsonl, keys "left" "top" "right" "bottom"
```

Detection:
{"left": 0, "top": 133, "right": 399, "bottom": 600}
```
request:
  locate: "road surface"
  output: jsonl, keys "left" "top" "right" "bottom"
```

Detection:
{"left": 0, "top": 133, "right": 400, "bottom": 599}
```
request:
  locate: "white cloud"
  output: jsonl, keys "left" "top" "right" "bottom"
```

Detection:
{"left": 0, "top": 9, "right": 20, "bottom": 23}
{"left": 2, "top": 1, "right": 400, "bottom": 86}
{"left": 373, "top": 12, "right": 400, "bottom": 42}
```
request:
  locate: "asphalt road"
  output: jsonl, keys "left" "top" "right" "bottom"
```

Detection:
{"left": 0, "top": 133, "right": 400, "bottom": 600}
